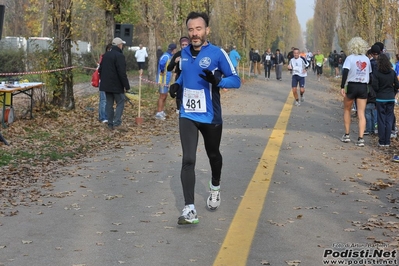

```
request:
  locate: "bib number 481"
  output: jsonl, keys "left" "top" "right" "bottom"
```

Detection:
{"left": 182, "top": 88, "right": 206, "bottom": 113}
{"left": 186, "top": 98, "right": 201, "bottom": 110}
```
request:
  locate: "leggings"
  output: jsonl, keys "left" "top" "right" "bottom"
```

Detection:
{"left": 179, "top": 118, "right": 223, "bottom": 205}
{"left": 264, "top": 64, "right": 271, "bottom": 78}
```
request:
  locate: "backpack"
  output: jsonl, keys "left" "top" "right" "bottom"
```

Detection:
{"left": 91, "top": 68, "right": 100, "bottom": 87}
{"left": 92, "top": 54, "right": 103, "bottom": 87}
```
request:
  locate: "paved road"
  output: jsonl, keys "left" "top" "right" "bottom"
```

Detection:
{"left": 1, "top": 72, "right": 398, "bottom": 266}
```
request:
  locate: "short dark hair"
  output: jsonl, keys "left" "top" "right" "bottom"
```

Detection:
{"left": 186, "top": 12, "right": 209, "bottom": 27}
{"left": 374, "top": 42, "right": 384, "bottom": 51}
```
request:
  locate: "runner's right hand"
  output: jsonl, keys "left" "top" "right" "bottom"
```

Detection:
{"left": 169, "top": 83, "right": 180, "bottom": 98}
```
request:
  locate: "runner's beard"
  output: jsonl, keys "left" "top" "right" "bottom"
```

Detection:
{"left": 190, "top": 36, "right": 206, "bottom": 48}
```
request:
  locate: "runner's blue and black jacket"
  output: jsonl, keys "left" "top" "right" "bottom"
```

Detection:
{"left": 175, "top": 42, "right": 241, "bottom": 124}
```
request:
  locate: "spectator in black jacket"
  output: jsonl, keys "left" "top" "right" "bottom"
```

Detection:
{"left": 339, "top": 50, "right": 347, "bottom": 75}
{"left": 262, "top": 48, "right": 273, "bottom": 80}
{"left": 252, "top": 49, "right": 261, "bottom": 77}
{"left": 372, "top": 54, "right": 399, "bottom": 147}
{"left": 249, "top": 48, "right": 254, "bottom": 74}
{"left": 274, "top": 49, "right": 285, "bottom": 80}
{"left": 333, "top": 50, "right": 341, "bottom": 78}
{"left": 99, "top": 37, "right": 131, "bottom": 131}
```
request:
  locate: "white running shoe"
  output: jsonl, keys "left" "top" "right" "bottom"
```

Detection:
{"left": 178, "top": 205, "right": 199, "bottom": 225}
{"left": 207, "top": 182, "right": 221, "bottom": 210}
{"left": 355, "top": 138, "right": 365, "bottom": 147}
{"left": 155, "top": 112, "right": 165, "bottom": 120}
{"left": 294, "top": 101, "right": 300, "bottom": 107}
{"left": 341, "top": 134, "right": 350, "bottom": 143}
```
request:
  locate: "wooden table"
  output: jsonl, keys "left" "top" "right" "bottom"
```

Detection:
{"left": 0, "top": 82, "right": 44, "bottom": 128}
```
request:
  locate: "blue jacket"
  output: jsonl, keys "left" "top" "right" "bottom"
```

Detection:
{"left": 176, "top": 42, "right": 241, "bottom": 124}
{"left": 229, "top": 49, "right": 241, "bottom": 68}
{"left": 156, "top": 51, "right": 173, "bottom": 87}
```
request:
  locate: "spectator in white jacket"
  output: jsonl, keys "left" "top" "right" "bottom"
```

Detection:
{"left": 135, "top": 44, "right": 148, "bottom": 76}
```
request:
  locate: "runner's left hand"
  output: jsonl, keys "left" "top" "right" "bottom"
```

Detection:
{"left": 199, "top": 69, "right": 221, "bottom": 86}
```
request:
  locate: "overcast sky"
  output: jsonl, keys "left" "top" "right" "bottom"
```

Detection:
{"left": 296, "top": 0, "right": 315, "bottom": 31}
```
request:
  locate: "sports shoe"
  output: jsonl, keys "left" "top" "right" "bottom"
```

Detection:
{"left": 300, "top": 95, "right": 305, "bottom": 102}
{"left": 102, "top": 120, "right": 108, "bottom": 123}
{"left": 391, "top": 133, "right": 397, "bottom": 138}
{"left": 392, "top": 155, "right": 399, "bottom": 162}
{"left": 155, "top": 112, "right": 165, "bottom": 120}
{"left": 341, "top": 134, "right": 350, "bottom": 143}
{"left": 207, "top": 181, "right": 221, "bottom": 210}
{"left": 355, "top": 138, "right": 365, "bottom": 147}
{"left": 294, "top": 101, "right": 300, "bottom": 107}
{"left": 177, "top": 205, "right": 199, "bottom": 225}
{"left": 363, "top": 131, "right": 369, "bottom": 135}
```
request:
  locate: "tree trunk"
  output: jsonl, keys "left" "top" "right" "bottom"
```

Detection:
{"left": 147, "top": 24, "right": 156, "bottom": 79}
{"left": 105, "top": 10, "right": 115, "bottom": 44}
{"left": 50, "top": 0, "right": 74, "bottom": 110}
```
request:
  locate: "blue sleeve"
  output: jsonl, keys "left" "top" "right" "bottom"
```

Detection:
{"left": 396, "top": 62, "right": 399, "bottom": 77}
{"left": 159, "top": 55, "right": 168, "bottom": 72}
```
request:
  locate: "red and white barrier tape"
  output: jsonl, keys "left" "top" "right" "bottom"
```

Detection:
{"left": 140, "top": 77, "right": 170, "bottom": 87}
{"left": 0, "top": 67, "right": 170, "bottom": 88}
{"left": 0, "top": 66, "right": 77, "bottom": 76}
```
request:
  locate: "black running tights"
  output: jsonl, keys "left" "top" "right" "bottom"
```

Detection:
{"left": 179, "top": 118, "right": 223, "bottom": 205}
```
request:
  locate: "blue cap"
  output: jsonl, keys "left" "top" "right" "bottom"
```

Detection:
{"left": 168, "top": 43, "right": 177, "bottom": 51}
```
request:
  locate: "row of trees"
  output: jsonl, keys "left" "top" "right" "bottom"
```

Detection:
{"left": 0, "top": 0, "right": 304, "bottom": 109}
{"left": 306, "top": 0, "right": 399, "bottom": 57}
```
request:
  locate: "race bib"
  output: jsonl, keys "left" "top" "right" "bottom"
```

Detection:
{"left": 183, "top": 88, "right": 206, "bottom": 113}
{"left": 266, "top": 55, "right": 271, "bottom": 61}
{"left": 317, "top": 62, "right": 322, "bottom": 67}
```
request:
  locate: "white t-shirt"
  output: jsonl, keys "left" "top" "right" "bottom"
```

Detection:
{"left": 289, "top": 57, "right": 309, "bottom": 77}
{"left": 342, "top": 54, "right": 371, "bottom": 83}
{"left": 306, "top": 52, "right": 313, "bottom": 61}
{"left": 135, "top": 49, "right": 148, "bottom": 62}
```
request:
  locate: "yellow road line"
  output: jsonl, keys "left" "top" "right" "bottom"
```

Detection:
{"left": 213, "top": 93, "right": 295, "bottom": 266}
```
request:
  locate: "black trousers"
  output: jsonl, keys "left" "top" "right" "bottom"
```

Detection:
{"left": 264, "top": 64, "right": 271, "bottom": 78}
{"left": 179, "top": 118, "right": 223, "bottom": 205}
